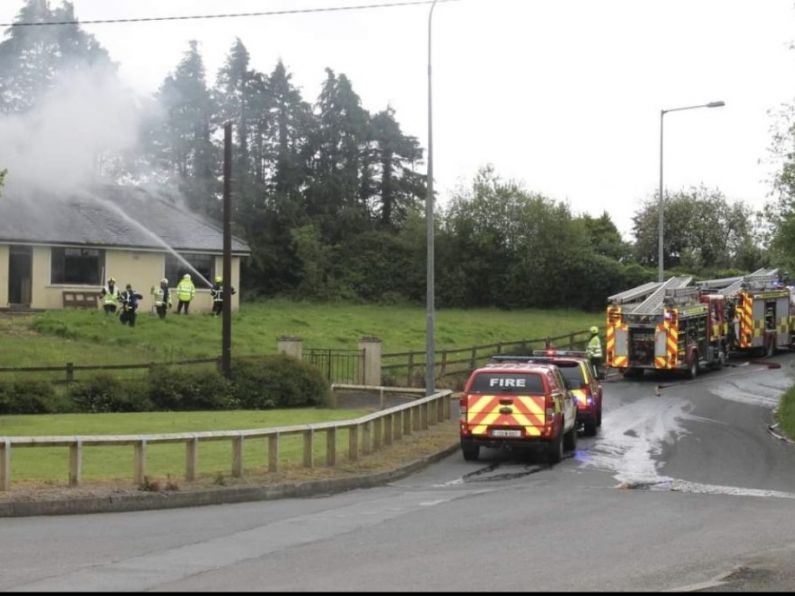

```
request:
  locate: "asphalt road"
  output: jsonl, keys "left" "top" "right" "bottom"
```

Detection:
{"left": 2, "top": 355, "right": 795, "bottom": 591}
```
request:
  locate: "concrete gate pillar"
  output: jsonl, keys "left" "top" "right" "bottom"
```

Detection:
{"left": 277, "top": 336, "right": 303, "bottom": 360}
{"left": 359, "top": 336, "right": 382, "bottom": 387}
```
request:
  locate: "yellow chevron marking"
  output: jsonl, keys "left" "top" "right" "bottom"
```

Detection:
{"left": 570, "top": 389, "right": 587, "bottom": 406}
{"left": 468, "top": 396, "right": 498, "bottom": 414}
{"left": 472, "top": 410, "right": 501, "bottom": 435}
{"left": 517, "top": 396, "right": 544, "bottom": 416}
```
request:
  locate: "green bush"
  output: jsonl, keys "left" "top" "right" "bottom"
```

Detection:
{"left": 0, "top": 380, "right": 57, "bottom": 414}
{"left": 69, "top": 374, "right": 152, "bottom": 413}
{"left": 146, "top": 366, "right": 233, "bottom": 411}
{"left": 0, "top": 358, "right": 329, "bottom": 415}
{"left": 230, "top": 354, "right": 330, "bottom": 409}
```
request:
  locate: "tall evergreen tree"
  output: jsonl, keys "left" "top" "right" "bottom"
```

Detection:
{"left": 233, "top": 58, "right": 314, "bottom": 295}
{"left": 148, "top": 40, "right": 218, "bottom": 216}
{"left": 265, "top": 59, "right": 312, "bottom": 199}
{"left": 214, "top": 38, "right": 252, "bottom": 168}
{"left": 369, "top": 107, "right": 425, "bottom": 228}
{"left": 307, "top": 69, "right": 371, "bottom": 242}
{"left": 0, "top": 0, "right": 113, "bottom": 113}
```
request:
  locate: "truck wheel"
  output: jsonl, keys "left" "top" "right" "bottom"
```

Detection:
{"left": 597, "top": 406, "right": 602, "bottom": 427}
{"left": 687, "top": 356, "right": 698, "bottom": 380}
{"left": 547, "top": 429, "right": 564, "bottom": 464}
{"left": 461, "top": 440, "right": 479, "bottom": 462}
{"left": 622, "top": 367, "right": 641, "bottom": 379}
{"left": 563, "top": 421, "right": 577, "bottom": 451}
{"left": 584, "top": 419, "right": 597, "bottom": 437}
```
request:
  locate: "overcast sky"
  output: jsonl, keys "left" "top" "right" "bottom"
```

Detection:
{"left": 2, "top": 0, "right": 795, "bottom": 239}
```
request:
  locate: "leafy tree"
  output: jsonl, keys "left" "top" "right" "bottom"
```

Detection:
{"left": 0, "top": 0, "right": 113, "bottom": 113}
{"left": 577, "top": 211, "right": 632, "bottom": 262}
{"left": 764, "top": 101, "right": 795, "bottom": 275}
{"left": 632, "top": 186, "right": 761, "bottom": 271}
{"left": 441, "top": 166, "right": 592, "bottom": 308}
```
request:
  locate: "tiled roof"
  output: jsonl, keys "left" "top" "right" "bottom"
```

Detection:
{"left": 0, "top": 184, "right": 250, "bottom": 254}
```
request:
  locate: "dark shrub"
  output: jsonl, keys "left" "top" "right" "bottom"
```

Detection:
{"left": 230, "top": 354, "right": 330, "bottom": 409}
{"left": 69, "top": 374, "right": 152, "bottom": 413}
{"left": 0, "top": 380, "right": 57, "bottom": 414}
{"left": 146, "top": 366, "right": 233, "bottom": 411}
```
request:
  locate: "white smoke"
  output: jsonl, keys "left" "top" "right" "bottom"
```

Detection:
{"left": 0, "top": 64, "right": 149, "bottom": 194}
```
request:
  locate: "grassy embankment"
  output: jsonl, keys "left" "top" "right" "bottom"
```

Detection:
{"left": 0, "top": 299, "right": 601, "bottom": 370}
{"left": 0, "top": 301, "right": 599, "bottom": 486}
{"left": 777, "top": 386, "right": 795, "bottom": 439}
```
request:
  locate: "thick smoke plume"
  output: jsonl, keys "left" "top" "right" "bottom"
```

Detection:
{"left": 0, "top": 65, "right": 148, "bottom": 195}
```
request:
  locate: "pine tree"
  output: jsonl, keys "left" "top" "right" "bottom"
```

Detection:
{"left": 370, "top": 107, "right": 425, "bottom": 228}
{"left": 0, "top": 0, "right": 113, "bottom": 113}
{"left": 307, "top": 69, "right": 371, "bottom": 242}
{"left": 148, "top": 40, "right": 218, "bottom": 216}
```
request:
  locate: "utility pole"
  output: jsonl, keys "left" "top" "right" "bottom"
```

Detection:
{"left": 222, "top": 121, "right": 233, "bottom": 378}
{"left": 425, "top": 0, "right": 439, "bottom": 396}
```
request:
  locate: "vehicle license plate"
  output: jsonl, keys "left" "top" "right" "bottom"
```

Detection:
{"left": 491, "top": 429, "right": 521, "bottom": 438}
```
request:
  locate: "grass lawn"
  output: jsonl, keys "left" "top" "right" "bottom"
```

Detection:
{"left": 777, "top": 385, "right": 795, "bottom": 440}
{"left": 0, "top": 300, "right": 596, "bottom": 490}
{"left": 0, "top": 408, "right": 370, "bottom": 484}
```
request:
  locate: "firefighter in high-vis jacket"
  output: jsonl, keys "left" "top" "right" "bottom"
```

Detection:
{"left": 587, "top": 326, "right": 604, "bottom": 377}
{"left": 175, "top": 274, "right": 195, "bottom": 315}
{"left": 210, "top": 276, "right": 236, "bottom": 317}
{"left": 100, "top": 277, "right": 119, "bottom": 315}
{"left": 153, "top": 278, "right": 172, "bottom": 320}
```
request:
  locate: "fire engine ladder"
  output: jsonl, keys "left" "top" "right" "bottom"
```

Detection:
{"left": 626, "top": 276, "right": 693, "bottom": 315}
{"left": 663, "top": 286, "right": 700, "bottom": 308}
{"left": 607, "top": 281, "right": 661, "bottom": 305}
{"left": 704, "top": 268, "right": 780, "bottom": 298}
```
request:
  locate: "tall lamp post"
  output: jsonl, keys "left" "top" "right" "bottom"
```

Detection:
{"left": 658, "top": 100, "right": 725, "bottom": 282}
{"left": 425, "top": 0, "right": 439, "bottom": 396}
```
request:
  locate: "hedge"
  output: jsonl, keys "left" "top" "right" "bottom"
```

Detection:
{"left": 0, "top": 355, "right": 330, "bottom": 415}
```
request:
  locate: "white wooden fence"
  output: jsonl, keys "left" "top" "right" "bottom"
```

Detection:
{"left": 0, "top": 387, "right": 453, "bottom": 491}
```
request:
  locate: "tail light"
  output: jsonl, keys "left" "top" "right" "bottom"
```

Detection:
{"left": 459, "top": 393, "right": 468, "bottom": 420}
{"left": 582, "top": 384, "right": 593, "bottom": 405}
{"left": 544, "top": 393, "right": 555, "bottom": 423}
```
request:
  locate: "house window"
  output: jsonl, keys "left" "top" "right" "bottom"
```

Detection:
{"left": 165, "top": 253, "right": 214, "bottom": 287}
{"left": 51, "top": 247, "right": 104, "bottom": 285}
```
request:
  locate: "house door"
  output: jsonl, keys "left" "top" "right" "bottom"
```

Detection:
{"left": 9, "top": 246, "right": 32, "bottom": 306}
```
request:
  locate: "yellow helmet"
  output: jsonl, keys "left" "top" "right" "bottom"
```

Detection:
{"left": 108, "top": 277, "right": 116, "bottom": 283}
{"left": 590, "top": 326, "right": 599, "bottom": 335}
{"left": 215, "top": 276, "right": 222, "bottom": 283}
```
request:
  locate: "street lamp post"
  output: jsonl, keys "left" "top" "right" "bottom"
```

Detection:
{"left": 657, "top": 100, "right": 725, "bottom": 282}
{"left": 425, "top": 0, "right": 439, "bottom": 396}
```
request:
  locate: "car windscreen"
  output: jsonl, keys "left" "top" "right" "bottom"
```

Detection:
{"left": 469, "top": 373, "right": 545, "bottom": 394}
{"left": 556, "top": 363, "right": 586, "bottom": 388}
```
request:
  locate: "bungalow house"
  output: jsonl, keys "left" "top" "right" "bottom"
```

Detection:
{"left": 0, "top": 184, "right": 250, "bottom": 313}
